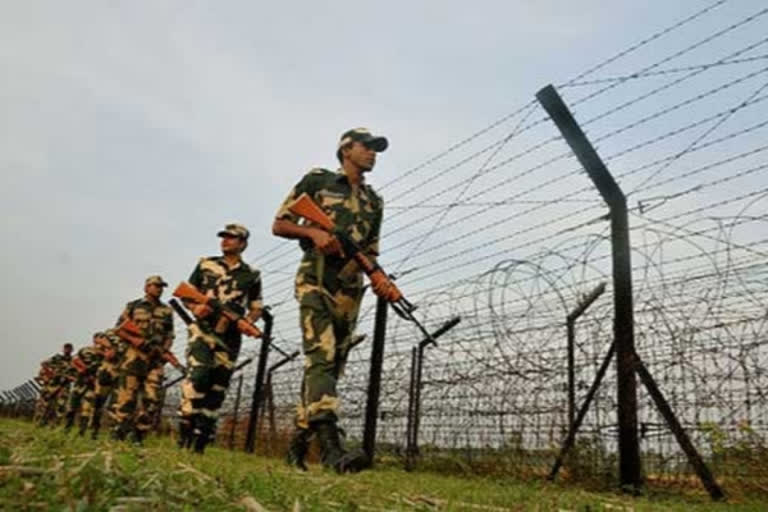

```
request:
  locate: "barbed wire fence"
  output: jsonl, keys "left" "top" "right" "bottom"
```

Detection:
{"left": 4, "top": 0, "right": 766, "bottom": 497}
{"left": 164, "top": 0, "right": 768, "bottom": 490}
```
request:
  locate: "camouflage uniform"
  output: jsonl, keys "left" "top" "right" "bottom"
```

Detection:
{"left": 88, "top": 330, "right": 125, "bottom": 438}
{"left": 178, "top": 245, "right": 262, "bottom": 450}
{"left": 111, "top": 293, "right": 174, "bottom": 440}
{"left": 38, "top": 352, "right": 73, "bottom": 426}
{"left": 275, "top": 167, "right": 383, "bottom": 428}
{"left": 64, "top": 345, "right": 103, "bottom": 434}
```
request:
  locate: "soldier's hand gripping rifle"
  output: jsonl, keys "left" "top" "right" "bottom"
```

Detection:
{"left": 94, "top": 333, "right": 117, "bottom": 360}
{"left": 288, "top": 192, "right": 436, "bottom": 344}
{"left": 172, "top": 282, "right": 263, "bottom": 338}
{"left": 116, "top": 319, "right": 186, "bottom": 374}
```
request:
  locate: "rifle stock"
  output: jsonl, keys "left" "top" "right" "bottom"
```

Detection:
{"left": 72, "top": 357, "right": 88, "bottom": 375}
{"left": 288, "top": 193, "right": 405, "bottom": 303}
{"left": 172, "top": 282, "right": 262, "bottom": 338}
{"left": 162, "top": 351, "right": 186, "bottom": 373}
{"left": 116, "top": 319, "right": 145, "bottom": 349}
{"left": 288, "top": 193, "right": 441, "bottom": 343}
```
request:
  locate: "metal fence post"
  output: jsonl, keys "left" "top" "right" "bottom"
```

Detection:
{"left": 537, "top": 84, "right": 641, "bottom": 491}
{"left": 362, "top": 295, "right": 388, "bottom": 465}
{"left": 245, "top": 307, "right": 274, "bottom": 453}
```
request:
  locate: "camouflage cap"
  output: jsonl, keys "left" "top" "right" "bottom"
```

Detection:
{"left": 145, "top": 275, "right": 169, "bottom": 287}
{"left": 337, "top": 128, "right": 388, "bottom": 153}
{"left": 217, "top": 223, "right": 250, "bottom": 240}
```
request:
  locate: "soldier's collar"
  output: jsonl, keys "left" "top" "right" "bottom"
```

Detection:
{"left": 218, "top": 254, "right": 243, "bottom": 270}
{"left": 335, "top": 168, "right": 366, "bottom": 185}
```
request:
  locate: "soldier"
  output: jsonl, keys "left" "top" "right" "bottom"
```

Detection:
{"left": 272, "top": 127, "right": 395, "bottom": 473}
{"left": 63, "top": 333, "right": 105, "bottom": 435}
{"left": 87, "top": 329, "right": 125, "bottom": 439}
{"left": 38, "top": 343, "right": 74, "bottom": 426}
{"left": 111, "top": 276, "right": 174, "bottom": 445}
{"left": 177, "top": 224, "right": 262, "bottom": 454}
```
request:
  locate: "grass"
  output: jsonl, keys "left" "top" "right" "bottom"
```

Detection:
{"left": 0, "top": 418, "right": 765, "bottom": 511}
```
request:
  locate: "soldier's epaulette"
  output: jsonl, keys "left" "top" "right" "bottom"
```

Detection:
{"left": 308, "top": 167, "right": 332, "bottom": 175}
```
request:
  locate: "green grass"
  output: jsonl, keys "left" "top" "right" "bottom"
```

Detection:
{"left": 0, "top": 419, "right": 764, "bottom": 511}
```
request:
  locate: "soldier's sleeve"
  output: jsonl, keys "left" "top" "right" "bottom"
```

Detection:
{"left": 115, "top": 301, "right": 133, "bottom": 327}
{"left": 274, "top": 171, "right": 318, "bottom": 222}
{"left": 188, "top": 259, "right": 204, "bottom": 288}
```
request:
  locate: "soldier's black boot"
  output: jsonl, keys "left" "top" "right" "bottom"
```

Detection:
{"left": 111, "top": 422, "right": 130, "bottom": 441}
{"left": 78, "top": 417, "right": 89, "bottom": 437}
{"left": 285, "top": 428, "right": 311, "bottom": 471}
{"left": 90, "top": 412, "right": 102, "bottom": 440}
{"left": 64, "top": 411, "right": 75, "bottom": 432}
{"left": 192, "top": 416, "right": 215, "bottom": 454}
{"left": 314, "top": 421, "right": 369, "bottom": 474}
{"left": 131, "top": 428, "right": 145, "bottom": 447}
{"left": 177, "top": 418, "right": 193, "bottom": 449}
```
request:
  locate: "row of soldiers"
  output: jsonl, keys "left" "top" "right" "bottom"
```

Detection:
{"left": 34, "top": 219, "right": 263, "bottom": 455}
{"left": 33, "top": 126, "right": 395, "bottom": 474}
{"left": 35, "top": 275, "right": 179, "bottom": 443}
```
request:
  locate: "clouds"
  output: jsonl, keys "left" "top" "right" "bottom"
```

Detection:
{"left": 0, "top": 0, "right": 752, "bottom": 386}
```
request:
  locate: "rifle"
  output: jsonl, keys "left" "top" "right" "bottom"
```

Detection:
{"left": 288, "top": 192, "right": 436, "bottom": 343}
{"left": 117, "top": 318, "right": 186, "bottom": 373}
{"left": 94, "top": 334, "right": 117, "bottom": 360}
{"left": 72, "top": 357, "right": 88, "bottom": 375}
{"left": 161, "top": 351, "right": 186, "bottom": 374}
{"left": 172, "top": 282, "right": 262, "bottom": 338}
{"left": 116, "top": 319, "right": 145, "bottom": 348}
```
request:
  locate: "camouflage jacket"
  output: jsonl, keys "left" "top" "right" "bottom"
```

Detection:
{"left": 43, "top": 353, "right": 73, "bottom": 385}
{"left": 188, "top": 256, "right": 263, "bottom": 333}
{"left": 116, "top": 297, "right": 174, "bottom": 356}
{"left": 74, "top": 346, "right": 104, "bottom": 377}
{"left": 275, "top": 168, "right": 383, "bottom": 293}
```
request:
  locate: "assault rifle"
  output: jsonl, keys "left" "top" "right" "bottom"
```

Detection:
{"left": 94, "top": 333, "right": 117, "bottom": 360}
{"left": 116, "top": 319, "right": 186, "bottom": 374}
{"left": 172, "top": 282, "right": 262, "bottom": 338}
{"left": 72, "top": 357, "right": 88, "bottom": 375}
{"left": 288, "top": 193, "right": 436, "bottom": 343}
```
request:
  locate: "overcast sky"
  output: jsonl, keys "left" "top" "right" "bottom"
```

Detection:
{"left": 1, "top": 1, "right": 762, "bottom": 389}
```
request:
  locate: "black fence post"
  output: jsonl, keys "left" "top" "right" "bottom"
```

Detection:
{"left": 566, "top": 283, "right": 606, "bottom": 428}
{"left": 229, "top": 374, "right": 244, "bottom": 450}
{"left": 363, "top": 295, "right": 388, "bottom": 466}
{"left": 245, "top": 307, "right": 274, "bottom": 453}
{"left": 404, "top": 317, "right": 461, "bottom": 471}
{"left": 537, "top": 84, "right": 641, "bottom": 491}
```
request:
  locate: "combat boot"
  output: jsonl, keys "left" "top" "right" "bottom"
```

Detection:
{"left": 111, "top": 422, "right": 130, "bottom": 441}
{"left": 77, "top": 417, "right": 89, "bottom": 437}
{"left": 285, "top": 428, "right": 311, "bottom": 471}
{"left": 90, "top": 412, "right": 102, "bottom": 440}
{"left": 177, "top": 418, "right": 194, "bottom": 449}
{"left": 63, "top": 411, "right": 75, "bottom": 432}
{"left": 131, "top": 428, "right": 145, "bottom": 447}
{"left": 314, "top": 421, "right": 369, "bottom": 474}
{"left": 192, "top": 416, "right": 215, "bottom": 454}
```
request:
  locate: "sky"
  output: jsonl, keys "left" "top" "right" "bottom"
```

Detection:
{"left": 1, "top": 0, "right": 764, "bottom": 390}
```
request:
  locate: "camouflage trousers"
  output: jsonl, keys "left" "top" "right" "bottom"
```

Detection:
{"left": 66, "top": 379, "right": 93, "bottom": 420}
{"left": 179, "top": 323, "right": 237, "bottom": 435}
{"left": 39, "top": 381, "right": 70, "bottom": 425}
{"left": 295, "top": 285, "right": 362, "bottom": 429}
{"left": 87, "top": 362, "right": 119, "bottom": 431}
{"left": 112, "top": 349, "right": 162, "bottom": 433}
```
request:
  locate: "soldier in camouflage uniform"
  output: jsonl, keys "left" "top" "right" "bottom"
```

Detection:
{"left": 177, "top": 223, "right": 262, "bottom": 454}
{"left": 272, "top": 127, "right": 395, "bottom": 473}
{"left": 87, "top": 329, "right": 125, "bottom": 439}
{"left": 64, "top": 333, "right": 105, "bottom": 435}
{"left": 38, "top": 343, "right": 74, "bottom": 426}
{"left": 111, "top": 275, "right": 174, "bottom": 444}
